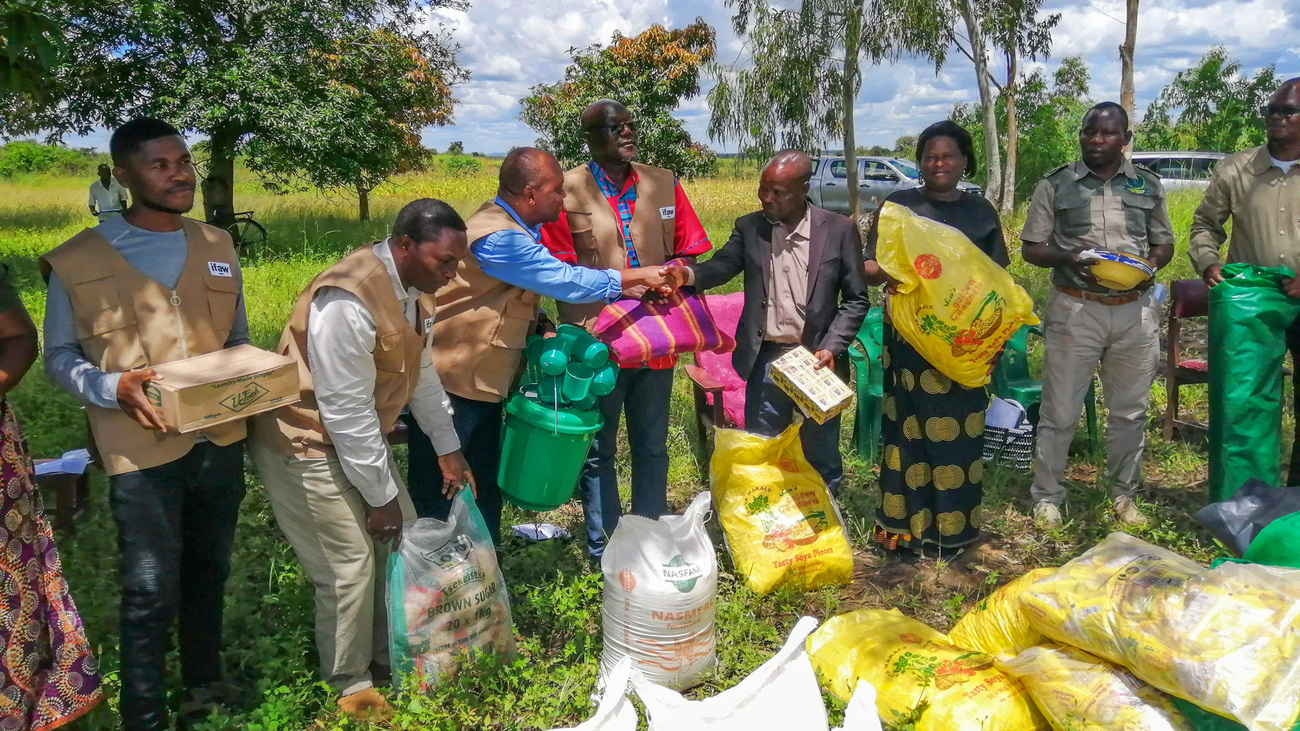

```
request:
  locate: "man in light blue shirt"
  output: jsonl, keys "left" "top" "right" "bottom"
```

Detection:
{"left": 471, "top": 192, "right": 623, "bottom": 306}
{"left": 405, "top": 147, "right": 671, "bottom": 539}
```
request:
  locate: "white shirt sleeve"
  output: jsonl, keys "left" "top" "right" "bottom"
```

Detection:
{"left": 407, "top": 340, "right": 461, "bottom": 456}
{"left": 306, "top": 286, "right": 399, "bottom": 508}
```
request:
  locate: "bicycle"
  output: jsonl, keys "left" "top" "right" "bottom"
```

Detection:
{"left": 223, "top": 211, "right": 268, "bottom": 254}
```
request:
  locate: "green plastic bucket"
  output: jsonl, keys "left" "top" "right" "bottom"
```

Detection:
{"left": 497, "top": 390, "right": 603, "bottom": 511}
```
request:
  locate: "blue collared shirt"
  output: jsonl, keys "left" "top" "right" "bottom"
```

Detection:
{"left": 472, "top": 196, "right": 622, "bottom": 304}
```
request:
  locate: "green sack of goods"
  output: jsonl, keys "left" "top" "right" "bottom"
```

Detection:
{"left": 1208, "top": 264, "right": 1300, "bottom": 503}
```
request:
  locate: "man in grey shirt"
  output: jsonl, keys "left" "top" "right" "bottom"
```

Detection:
{"left": 44, "top": 215, "right": 250, "bottom": 406}
{"left": 40, "top": 118, "right": 249, "bottom": 731}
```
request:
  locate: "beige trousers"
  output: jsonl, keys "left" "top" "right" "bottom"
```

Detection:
{"left": 1031, "top": 289, "right": 1160, "bottom": 505}
{"left": 250, "top": 441, "right": 415, "bottom": 696}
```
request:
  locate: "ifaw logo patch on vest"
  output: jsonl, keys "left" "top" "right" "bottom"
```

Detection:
{"left": 219, "top": 382, "right": 269, "bottom": 413}
{"left": 208, "top": 261, "right": 233, "bottom": 277}
{"left": 659, "top": 206, "right": 676, "bottom": 220}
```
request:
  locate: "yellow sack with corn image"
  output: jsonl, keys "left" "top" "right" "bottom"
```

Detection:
{"left": 806, "top": 609, "right": 1048, "bottom": 731}
{"left": 709, "top": 425, "right": 853, "bottom": 595}
{"left": 948, "top": 567, "right": 1054, "bottom": 659}
{"left": 875, "top": 202, "right": 1039, "bottom": 388}
{"left": 1019, "top": 532, "right": 1300, "bottom": 731}
{"left": 999, "top": 644, "right": 1192, "bottom": 731}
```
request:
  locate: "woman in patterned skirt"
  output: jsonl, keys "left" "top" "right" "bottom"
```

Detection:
{"left": 862, "top": 121, "right": 1010, "bottom": 556}
{"left": 0, "top": 262, "right": 103, "bottom": 729}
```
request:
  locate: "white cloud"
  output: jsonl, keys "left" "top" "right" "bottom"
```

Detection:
{"left": 64, "top": 0, "right": 1300, "bottom": 153}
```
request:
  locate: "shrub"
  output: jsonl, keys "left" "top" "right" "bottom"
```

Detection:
{"left": 0, "top": 141, "right": 93, "bottom": 178}
{"left": 441, "top": 155, "right": 482, "bottom": 176}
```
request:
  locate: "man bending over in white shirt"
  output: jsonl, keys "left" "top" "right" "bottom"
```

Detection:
{"left": 250, "top": 198, "right": 472, "bottom": 721}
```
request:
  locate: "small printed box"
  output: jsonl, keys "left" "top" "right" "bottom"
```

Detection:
{"left": 769, "top": 346, "right": 854, "bottom": 425}
{"left": 144, "top": 345, "right": 300, "bottom": 433}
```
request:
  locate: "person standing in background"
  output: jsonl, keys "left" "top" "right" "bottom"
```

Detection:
{"left": 1189, "top": 78, "right": 1300, "bottom": 487}
{"left": 1020, "top": 103, "right": 1174, "bottom": 527}
{"left": 863, "top": 121, "right": 1008, "bottom": 556}
{"left": 663, "top": 150, "right": 868, "bottom": 495}
{"left": 540, "top": 100, "right": 712, "bottom": 559}
{"left": 88, "top": 163, "right": 130, "bottom": 222}
{"left": 0, "top": 261, "right": 104, "bottom": 730}
{"left": 251, "top": 199, "right": 472, "bottom": 722}
{"left": 42, "top": 118, "right": 249, "bottom": 731}
{"left": 406, "top": 147, "right": 671, "bottom": 544}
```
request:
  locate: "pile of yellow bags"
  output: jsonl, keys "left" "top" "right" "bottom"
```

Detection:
{"left": 806, "top": 609, "right": 1047, "bottom": 731}
{"left": 875, "top": 202, "right": 1039, "bottom": 388}
{"left": 1019, "top": 533, "right": 1300, "bottom": 731}
{"left": 709, "top": 426, "right": 853, "bottom": 595}
{"left": 999, "top": 644, "right": 1192, "bottom": 731}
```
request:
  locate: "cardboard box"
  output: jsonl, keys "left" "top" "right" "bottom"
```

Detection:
{"left": 144, "top": 345, "right": 300, "bottom": 433}
{"left": 770, "top": 346, "right": 854, "bottom": 424}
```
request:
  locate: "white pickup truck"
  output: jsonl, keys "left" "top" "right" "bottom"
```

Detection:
{"left": 808, "top": 155, "right": 983, "bottom": 214}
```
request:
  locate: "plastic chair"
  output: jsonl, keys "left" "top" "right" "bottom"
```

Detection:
{"left": 990, "top": 324, "right": 1099, "bottom": 453}
{"left": 847, "top": 308, "right": 884, "bottom": 463}
{"left": 686, "top": 293, "right": 748, "bottom": 457}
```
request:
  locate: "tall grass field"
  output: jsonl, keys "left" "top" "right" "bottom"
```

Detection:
{"left": 0, "top": 159, "right": 1274, "bottom": 730}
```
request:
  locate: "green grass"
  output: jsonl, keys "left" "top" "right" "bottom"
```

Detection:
{"left": 0, "top": 168, "right": 1279, "bottom": 730}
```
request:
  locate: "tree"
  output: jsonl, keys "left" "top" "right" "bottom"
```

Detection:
{"left": 1119, "top": 0, "right": 1139, "bottom": 147}
{"left": 984, "top": 0, "right": 1059, "bottom": 213}
{"left": 520, "top": 20, "right": 717, "bottom": 179}
{"left": 244, "top": 30, "right": 454, "bottom": 221}
{"left": 953, "top": 0, "right": 1003, "bottom": 208}
{"left": 2, "top": 0, "right": 465, "bottom": 224}
{"left": 0, "top": 1, "right": 61, "bottom": 97}
{"left": 709, "top": 0, "right": 944, "bottom": 216}
{"left": 446, "top": 141, "right": 465, "bottom": 155}
{"left": 1136, "top": 47, "right": 1278, "bottom": 153}
{"left": 944, "top": 0, "right": 1058, "bottom": 212}
{"left": 953, "top": 55, "right": 1091, "bottom": 202}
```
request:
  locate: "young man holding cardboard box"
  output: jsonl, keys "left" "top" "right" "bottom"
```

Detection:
{"left": 251, "top": 198, "right": 474, "bottom": 721}
{"left": 40, "top": 118, "right": 250, "bottom": 731}
{"left": 663, "top": 150, "right": 869, "bottom": 494}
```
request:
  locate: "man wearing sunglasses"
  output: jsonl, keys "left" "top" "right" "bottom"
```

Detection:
{"left": 1191, "top": 78, "right": 1300, "bottom": 485}
{"left": 540, "top": 99, "right": 711, "bottom": 559}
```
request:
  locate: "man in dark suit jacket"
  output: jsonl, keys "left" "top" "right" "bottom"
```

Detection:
{"left": 663, "top": 150, "right": 869, "bottom": 493}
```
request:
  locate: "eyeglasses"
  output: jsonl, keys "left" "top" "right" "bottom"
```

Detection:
{"left": 589, "top": 121, "right": 637, "bottom": 136}
{"left": 1261, "top": 104, "right": 1300, "bottom": 119}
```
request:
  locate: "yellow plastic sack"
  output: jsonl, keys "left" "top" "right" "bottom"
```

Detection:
{"left": 1020, "top": 532, "right": 1300, "bottom": 731}
{"left": 807, "top": 609, "right": 1048, "bottom": 731}
{"left": 876, "top": 202, "right": 1039, "bottom": 388}
{"left": 948, "top": 567, "right": 1055, "bottom": 658}
{"left": 709, "top": 425, "right": 853, "bottom": 595}
{"left": 1000, "top": 644, "right": 1191, "bottom": 731}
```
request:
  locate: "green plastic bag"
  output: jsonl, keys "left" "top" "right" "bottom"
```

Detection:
{"left": 1208, "top": 264, "right": 1300, "bottom": 503}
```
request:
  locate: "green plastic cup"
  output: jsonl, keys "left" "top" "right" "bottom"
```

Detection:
{"left": 591, "top": 364, "right": 618, "bottom": 397}
{"left": 562, "top": 363, "right": 593, "bottom": 402}
{"left": 539, "top": 346, "right": 569, "bottom": 376}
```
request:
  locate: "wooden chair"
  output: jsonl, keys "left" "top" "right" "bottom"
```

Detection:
{"left": 1163, "top": 279, "right": 1211, "bottom": 440}
{"left": 685, "top": 292, "right": 747, "bottom": 459}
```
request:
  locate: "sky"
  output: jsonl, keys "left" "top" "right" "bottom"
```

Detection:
{"left": 66, "top": 0, "right": 1300, "bottom": 154}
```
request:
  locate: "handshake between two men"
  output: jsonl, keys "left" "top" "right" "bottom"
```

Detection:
{"left": 616, "top": 263, "right": 696, "bottom": 301}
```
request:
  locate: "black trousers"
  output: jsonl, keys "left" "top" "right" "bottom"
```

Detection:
{"left": 109, "top": 440, "right": 246, "bottom": 731}
{"left": 405, "top": 395, "right": 505, "bottom": 544}
{"left": 744, "top": 341, "right": 845, "bottom": 495}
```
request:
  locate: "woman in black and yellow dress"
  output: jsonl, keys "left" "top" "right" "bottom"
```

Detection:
{"left": 862, "top": 121, "right": 1010, "bottom": 556}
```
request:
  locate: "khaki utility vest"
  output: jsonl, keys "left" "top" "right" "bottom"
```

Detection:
{"left": 432, "top": 201, "right": 540, "bottom": 403}
{"left": 255, "top": 244, "right": 432, "bottom": 458}
{"left": 557, "top": 162, "right": 677, "bottom": 328}
{"left": 39, "top": 220, "right": 244, "bottom": 476}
